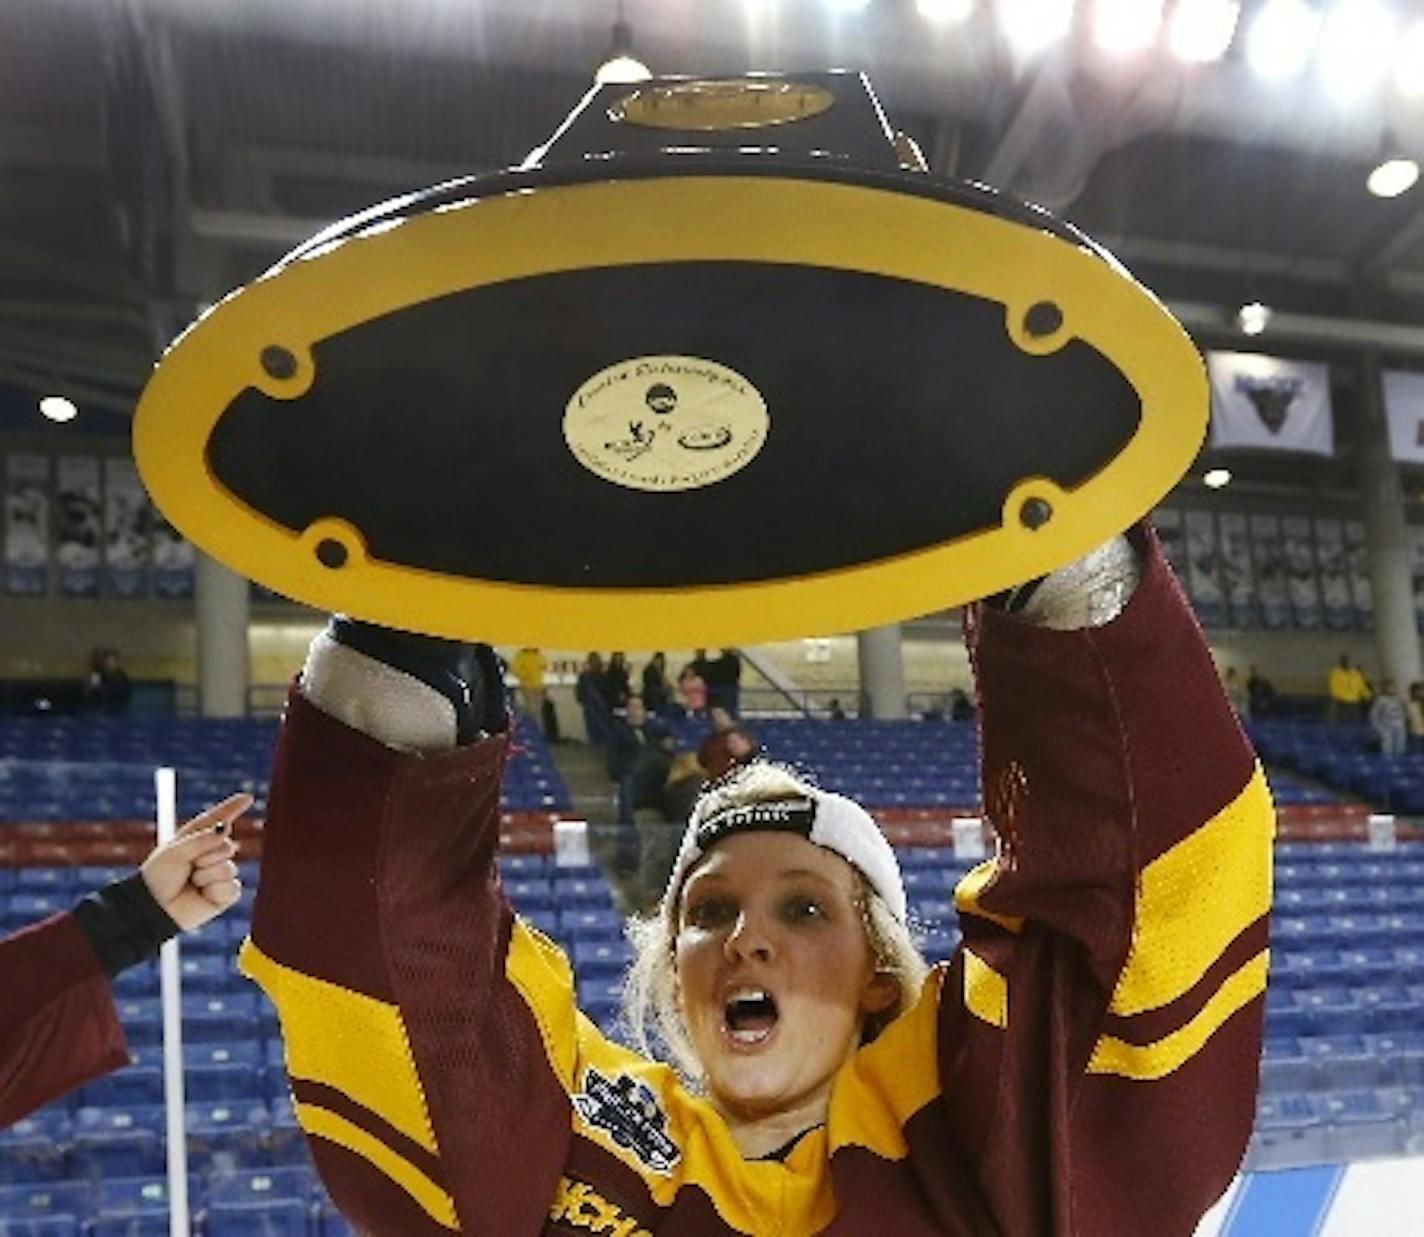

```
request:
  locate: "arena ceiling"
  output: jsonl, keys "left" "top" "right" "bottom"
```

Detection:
{"left": 4, "top": 0, "right": 1424, "bottom": 498}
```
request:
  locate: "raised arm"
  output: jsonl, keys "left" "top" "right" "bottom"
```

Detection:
{"left": 937, "top": 525, "right": 1273, "bottom": 1235}
{"left": 239, "top": 621, "right": 582, "bottom": 1235}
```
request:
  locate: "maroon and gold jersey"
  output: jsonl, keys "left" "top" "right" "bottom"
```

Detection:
{"left": 241, "top": 529, "right": 1273, "bottom": 1236}
{"left": 0, "top": 913, "right": 129, "bottom": 1128}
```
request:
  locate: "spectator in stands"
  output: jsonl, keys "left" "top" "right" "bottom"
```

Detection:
{"left": 641, "top": 651, "right": 672, "bottom": 716}
{"left": 626, "top": 722, "right": 684, "bottom": 913}
{"left": 1246, "top": 663, "right": 1277, "bottom": 718}
{"left": 704, "top": 648, "right": 743, "bottom": 715}
{"left": 949, "top": 687, "right": 974, "bottom": 721}
{"left": 698, "top": 706, "right": 758, "bottom": 780}
{"left": 677, "top": 660, "right": 708, "bottom": 716}
{"left": 576, "top": 652, "right": 611, "bottom": 746}
{"left": 1327, "top": 652, "right": 1371, "bottom": 724}
{"left": 827, "top": 697, "right": 848, "bottom": 721}
{"left": 1222, "top": 666, "right": 1249, "bottom": 719}
{"left": 0, "top": 793, "right": 250, "bottom": 1127}
{"left": 1370, "top": 679, "right": 1409, "bottom": 758}
{"left": 83, "top": 646, "right": 132, "bottom": 715}
{"left": 603, "top": 651, "right": 632, "bottom": 712}
{"left": 245, "top": 526, "right": 1271, "bottom": 1235}
{"left": 508, "top": 646, "right": 548, "bottom": 734}
{"left": 1409, "top": 681, "right": 1424, "bottom": 747}
{"left": 608, "top": 694, "right": 653, "bottom": 821}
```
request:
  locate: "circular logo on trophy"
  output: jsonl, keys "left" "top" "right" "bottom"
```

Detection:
{"left": 564, "top": 356, "right": 769, "bottom": 493}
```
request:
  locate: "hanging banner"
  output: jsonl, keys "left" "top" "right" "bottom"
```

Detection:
{"left": 103, "top": 457, "right": 149, "bottom": 598}
{"left": 1153, "top": 506, "right": 1187, "bottom": 577}
{"left": 151, "top": 508, "right": 195, "bottom": 598}
{"left": 4, "top": 453, "right": 50, "bottom": 597}
{"left": 1250, "top": 513, "right": 1291, "bottom": 630}
{"left": 1344, "top": 520, "right": 1373, "bottom": 633}
{"left": 1382, "top": 370, "right": 1424, "bottom": 464}
{"left": 55, "top": 455, "right": 101, "bottom": 598}
{"left": 1207, "top": 352, "right": 1334, "bottom": 455}
{"left": 1184, "top": 509, "right": 1225, "bottom": 627}
{"left": 1313, "top": 518, "right": 1353, "bottom": 632}
{"left": 1281, "top": 514, "right": 1322, "bottom": 629}
{"left": 1218, "top": 512, "right": 1258, "bottom": 628}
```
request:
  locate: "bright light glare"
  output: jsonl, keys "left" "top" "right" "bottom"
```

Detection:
{"left": 831, "top": 0, "right": 873, "bottom": 10}
{"left": 1247, "top": 0, "right": 1322, "bottom": 80}
{"left": 917, "top": 0, "right": 975, "bottom": 21}
{"left": 38, "top": 395, "right": 77, "bottom": 423}
{"left": 1000, "top": 0, "right": 1075, "bottom": 57}
{"left": 1318, "top": 1, "right": 1397, "bottom": 103}
{"left": 1393, "top": 18, "right": 1424, "bottom": 97}
{"left": 1168, "top": 0, "right": 1240, "bottom": 63}
{"left": 1203, "top": 468, "right": 1233, "bottom": 489}
{"left": 1238, "top": 302, "right": 1272, "bottom": 335}
{"left": 1094, "top": 0, "right": 1163, "bottom": 56}
{"left": 594, "top": 54, "right": 652, "bottom": 85}
{"left": 1367, "top": 157, "right": 1420, "bottom": 198}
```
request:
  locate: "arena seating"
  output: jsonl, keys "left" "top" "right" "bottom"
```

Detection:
{"left": 4, "top": 713, "right": 1424, "bottom": 1227}
{"left": 1251, "top": 718, "right": 1424, "bottom": 814}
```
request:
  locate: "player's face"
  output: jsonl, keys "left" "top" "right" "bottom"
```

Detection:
{"left": 674, "top": 832, "right": 894, "bottom": 1132}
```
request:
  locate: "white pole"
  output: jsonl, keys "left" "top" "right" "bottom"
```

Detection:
{"left": 154, "top": 767, "right": 191, "bottom": 1237}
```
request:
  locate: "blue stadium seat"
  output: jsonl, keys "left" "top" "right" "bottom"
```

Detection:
{"left": 552, "top": 876, "right": 615, "bottom": 908}
{"left": 181, "top": 994, "right": 259, "bottom": 1042}
{"left": 90, "top": 1176, "right": 192, "bottom": 1237}
{"left": 71, "top": 1106, "right": 165, "bottom": 1181}
{"left": 1258, "top": 1038, "right": 1311, "bottom": 1094}
{"left": 184, "top": 1103, "right": 271, "bottom": 1173}
{"left": 0, "top": 1182, "right": 90, "bottom": 1236}
{"left": 559, "top": 908, "right": 622, "bottom": 941}
{"left": 1300, "top": 1035, "right": 1379, "bottom": 1090}
{"left": 79, "top": 1065, "right": 164, "bottom": 1109}
{"left": 185, "top": 1063, "right": 264, "bottom": 1104}
{"left": 1248, "top": 1093, "right": 1329, "bottom": 1170}
{"left": 501, "top": 877, "right": 552, "bottom": 912}
{"left": 205, "top": 1167, "right": 316, "bottom": 1237}
{"left": 1321, "top": 1089, "right": 1404, "bottom": 1161}
{"left": 178, "top": 954, "right": 232, "bottom": 993}
{"left": 572, "top": 939, "right": 633, "bottom": 975}
{"left": 0, "top": 1110, "right": 71, "bottom": 1184}
{"left": 267, "top": 1099, "right": 308, "bottom": 1167}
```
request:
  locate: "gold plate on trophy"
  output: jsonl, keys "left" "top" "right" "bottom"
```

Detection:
{"left": 132, "top": 73, "right": 1206, "bottom": 647}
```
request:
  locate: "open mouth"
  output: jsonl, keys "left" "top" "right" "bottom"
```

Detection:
{"left": 723, "top": 987, "right": 779, "bottom": 1045}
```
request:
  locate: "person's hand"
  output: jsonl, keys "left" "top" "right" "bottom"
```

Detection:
{"left": 140, "top": 793, "right": 252, "bottom": 932}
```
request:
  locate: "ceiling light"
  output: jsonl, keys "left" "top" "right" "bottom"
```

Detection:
{"left": 594, "top": 15, "right": 651, "bottom": 85}
{"left": 917, "top": 0, "right": 975, "bottom": 21}
{"left": 1093, "top": 0, "right": 1163, "bottom": 56}
{"left": 999, "top": 0, "right": 1075, "bottom": 58}
{"left": 1318, "top": 0, "right": 1396, "bottom": 103}
{"left": 39, "top": 395, "right": 78, "bottom": 423}
{"left": 1394, "top": 18, "right": 1424, "bottom": 96}
{"left": 1203, "top": 467, "right": 1232, "bottom": 489}
{"left": 1246, "top": 0, "right": 1322, "bottom": 80}
{"left": 1368, "top": 155, "right": 1420, "bottom": 198}
{"left": 1237, "top": 301, "right": 1271, "bottom": 335}
{"left": 1168, "top": 0, "right": 1240, "bottom": 63}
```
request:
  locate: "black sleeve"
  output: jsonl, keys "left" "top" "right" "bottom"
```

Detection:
{"left": 70, "top": 872, "right": 181, "bottom": 979}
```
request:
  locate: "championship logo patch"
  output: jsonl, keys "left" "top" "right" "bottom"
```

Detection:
{"left": 572, "top": 1067, "right": 680, "bottom": 1174}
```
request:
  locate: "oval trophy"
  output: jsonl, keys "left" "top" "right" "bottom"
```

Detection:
{"left": 133, "top": 71, "right": 1206, "bottom": 647}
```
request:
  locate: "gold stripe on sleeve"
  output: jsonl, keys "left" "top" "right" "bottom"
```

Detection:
{"left": 953, "top": 861, "right": 1025, "bottom": 934}
{"left": 239, "top": 939, "right": 437, "bottom": 1154}
{"left": 296, "top": 1102, "right": 458, "bottom": 1229}
{"left": 1088, "top": 950, "right": 1269, "bottom": 1081}
{"left": 1109, "top": 765, "right": 1274, "bottom": 1017}
{"left": 962, "top": 948, "right": 1009, "bottom": 1029}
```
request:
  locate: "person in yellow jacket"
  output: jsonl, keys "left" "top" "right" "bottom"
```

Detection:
{"left": 510, "top": 645, "right": 548, "bottom": 733}
{"left": 1327, "top": 653, "right": 1372, "bottom": 724}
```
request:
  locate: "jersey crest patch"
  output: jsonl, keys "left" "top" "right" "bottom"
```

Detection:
{"left": 572, "top": 1067, "right": 680, "bottom": 1174}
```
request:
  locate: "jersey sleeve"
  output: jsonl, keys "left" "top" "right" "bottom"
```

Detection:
{"left": 239, "top": 688, "right": 581, "bottom": 1235}
{"left": 940, "top": 524, "right": 1274, "bottom": 1235}
{"left": 0, "top": 912, "right": 129, "bottom": 1127}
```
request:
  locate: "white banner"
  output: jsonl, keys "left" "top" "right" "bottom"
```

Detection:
{"left": 1314, "top": 517, "right": 1354, "bottom": 632}
{"left": 1207, "top": 351, "right": 1334, "bottom": 455}
{"left": 55, "top": 454, "right": 101, "bottom": 598}
{"left": 1184, "top": 509, "right": 1225, "bottom": 626}
{"left": 1281, "top": 515, "right": 1322, "bottom": 629}
{"left": 1218, "top": 512, "right": 1257, "bottom": 628}
{"left": 1383, "top": 370, "right": 1424, "bottom": 463}
{"left": 1345, "top": 519, "right": 1373, "bottom": 631}
{"left": 1153, "top": 507, "right": 1186, "bottom": 577}
{"left": 152, "top": 510, "right": 195, "bottom": 599}
{"left": 103, "top": 457, "right": 149, "bottom": 598}
{"left": 5, "top": 453, "right": 50, "bottom": 597}
{"left": 1250, "top": 514, "right": 1291, "bottom": 630}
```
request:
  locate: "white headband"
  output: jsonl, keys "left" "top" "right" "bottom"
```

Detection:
{"left": 664, "top": 790, "right": 908, "bottom": 925}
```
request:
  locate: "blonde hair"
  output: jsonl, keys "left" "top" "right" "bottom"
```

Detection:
{"left": 621, "top": 761, "right": 930, "bottom": 1082}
